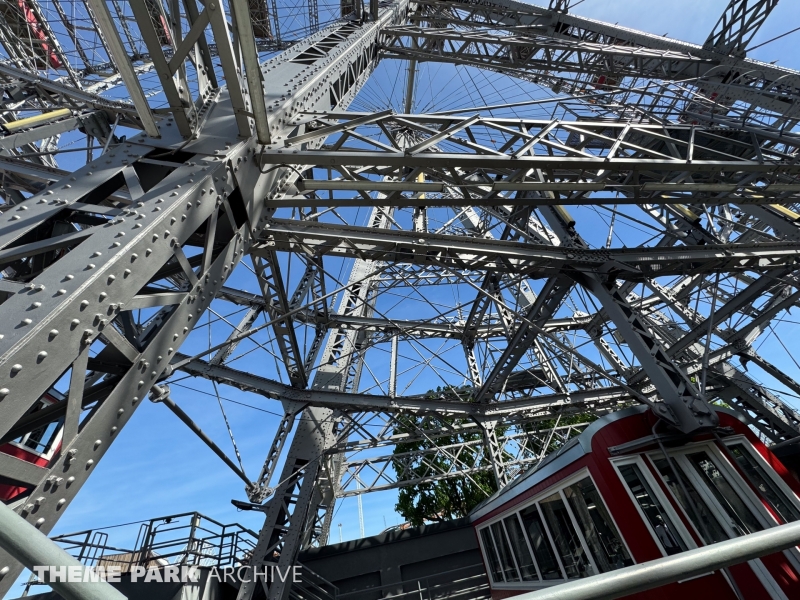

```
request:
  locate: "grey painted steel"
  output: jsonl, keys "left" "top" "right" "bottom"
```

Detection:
{"left": 84, "top": 0, "right": 159, "bottom": 137}
{"left": 0, "top": 500, "right": 126, "bottom": 600}
{"left": 513, "top": 520, "right": 800, "bottom": 600}
{"left": 409, "top": 0, "right": 800, "bottom": 117}
{"left": 705, "top": 0, "right": 779, "bottom": 55}
{"left": 230, "top": 0, "right": 272, "bottom": 144}
{"left": 1, "top": 1, "right": 800, "bottom": 599}
{"left": 0, "top": 6, "right": 407, "bottom": 596}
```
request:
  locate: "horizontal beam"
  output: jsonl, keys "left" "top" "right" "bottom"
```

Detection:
{"left": 216, "top": 285, "right": 593, "bottom": 337}
{"left": 172, "top": 352, "right": 633, "bottom": 416}
{"left": 255, "top": 218, "right": 800, "bottom": 279}
{"left": 262, "top": 150, "right": 798, "bottom": 174}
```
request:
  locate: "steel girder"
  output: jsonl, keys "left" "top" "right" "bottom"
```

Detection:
{"left": 704, "top": 0, "right": 779, "bottom": 56}
{"left": 238, "top": 207, "right": 393, "bottom": 599}
{"left": 381, "top": 25, "right": 721, "bottom": 81}
{"left": 0, "top": 1, "right": 410, "bottom": 595}
{"left": 173, "top": 350, "right": 635, "bottom": 418}
{"left": 0, "top": 1, "right": 799, "bottom": 598}
{"left": 255, "top": 219, "right": 800, "bottom": 278}
{"left": 401, "top": 0, "right": 800, "bottom": 120}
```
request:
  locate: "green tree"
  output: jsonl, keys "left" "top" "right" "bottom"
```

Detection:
{"left": 393, "top": 387, "right": 596, "bottom": 526}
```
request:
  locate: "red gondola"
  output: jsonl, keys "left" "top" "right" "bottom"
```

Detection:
{"left": 471, "top": 406, "right": 800, "bottom": 599}
{"left": 0, "top": 391, "right": 64, "bottom": 503}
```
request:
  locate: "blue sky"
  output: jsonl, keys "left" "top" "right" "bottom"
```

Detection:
{"left": 6, "top": 0, "right": 800, "bottom": 596}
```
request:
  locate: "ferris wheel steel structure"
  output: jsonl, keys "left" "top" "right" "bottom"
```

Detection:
{"left": 0, "top": 0, "right": 798, "bottom": 597}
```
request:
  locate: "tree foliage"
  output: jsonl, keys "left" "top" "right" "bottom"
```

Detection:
{"left": 392, "top": 387, "right": 596, "bottom": 526}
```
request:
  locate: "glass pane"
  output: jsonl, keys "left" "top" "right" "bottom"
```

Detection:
{"left": 504, "top": 515, "right": 539, "bottom": 581}
{"left": 491, "top": 522, "right": 520, "bottom": 582}
{"left": 563, "top": 478, "right": 633, "bottom": 572}
{"left": 728, "top": 443, "right": 800, "bottom": 524}
{"left": 480, "top": 527, "right": 504, "bottom": 583}
{"left": 539, "top": 493, "right": 594, "bottom": 579}
{"left": 519, "top": 504, "right": 563, "bottom": 580}
{"left": 652, "top": 457, "right": 729, "bottom": 544}
{"left": 687, "top": 451, "right": 764, "bottom": 536}
{"left": 619, "top": 463, "right": 688, "bottom": 555}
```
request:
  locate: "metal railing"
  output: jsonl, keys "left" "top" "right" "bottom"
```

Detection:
{"left": 336, "top": 563, "right": 490, "bottom": 600}
{"left": 50, "top": 511, "right": 258, "bottom": 573}
{"left": 290, "top": 563, "right": 341, "bottom": 600}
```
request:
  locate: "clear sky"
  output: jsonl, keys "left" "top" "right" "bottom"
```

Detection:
{"left": 6, "top": 0, "right": 800, "bottom": 596}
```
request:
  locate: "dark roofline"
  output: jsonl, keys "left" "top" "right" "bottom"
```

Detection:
{"left": 298, "top": 516, "right": 472, "bottom": 560}
{"left": 469, "top": 405, "right": 750, "bottom": 522}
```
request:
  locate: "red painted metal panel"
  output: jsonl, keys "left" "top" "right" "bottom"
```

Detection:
{"left": 474, "top": 409, "right": 800, "bottom": 599}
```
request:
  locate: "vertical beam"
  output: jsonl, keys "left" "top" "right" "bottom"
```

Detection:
{"left": 230, "top": 0, "right": 272, "bottom": 144}
{"left": 389, "top": 335, "right": 398, "bottom": 397}
{"left": 481, "top": 420, "right": 509, "bottom": 488}
{"left": 236, "top": 407, "right": 337, "bottom": 600}
{"left": 249, "top": 409, "right": 301, "bottom": 502}
{"left": 206, "top": 0, "right": 252, "bottom": 137}
{"left": 253, "top": 252, "right": 308, "bottom": 389}
{"left": 84, "top": 0, "right": 160, "bottom": 137}
{"left": 403, "top": 59, "right": 417, "bottom": 114}
{"left": 128, "top": 0, "right": 195, "bottom": 136}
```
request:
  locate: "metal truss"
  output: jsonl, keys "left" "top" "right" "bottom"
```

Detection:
{"left": 0, "top": 0, "right": 799, "bottom": 599}
{"left": 704, "top": 0, "right": 779, "bottom": 56}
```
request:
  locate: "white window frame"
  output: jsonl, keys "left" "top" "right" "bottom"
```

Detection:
{"left": 721, "top": 435, "right": 800, "bottom": 523}
{"left": 646, "top": 439, "right": 800, "bottom": 600}
{"left": 611, "top": 455, "right": 698, "bottom": 556}
{"left": 502, "top": 512, "right": 543, "bottom": 582}
{"left": 478, "top": 525, "right": 505, "bottom": 585}
{"left": 647, "top": 440, "right": 776, "bottom": 536}
{"left": 476, "top": 468, "right": 633, "bottom": 589}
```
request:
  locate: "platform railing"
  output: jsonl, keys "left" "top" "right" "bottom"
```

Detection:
{"left": 336, "top": 563, "right": 490, "bottom": 600}
{"left": 50, "top": 511, "right": 258, "bottom": 573}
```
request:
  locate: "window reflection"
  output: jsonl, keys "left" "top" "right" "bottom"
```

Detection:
{"left": 619, "top": 463, "right": 687, "bottom": 555}
{"left": 479, "top": 475, "right": 631, "bottom": 586}
{"left": 519, "top": 504, "right": 562, "bottom": 580}
{"left": 563, "top": 478, "right": 633, "bottom": 572}
{"left": 728, "top": 443, "right": 800, "bottom": 525}
{"left": 539, "top": 493, "right": 594, "bottom": 578}
{"left": 504, "top": 515, "right": 539, "bottom": 581}
{"left": 480, "top": 527, "right": 504, "bottom": 583}
{"left": 686, "top": 451, "right": 763, "bottom": 536}
{"left": 652, "top": 457, "right": 729, "bottom": 544}
{"left": 491, "top": 522, "right": 521, "bottom": 582}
